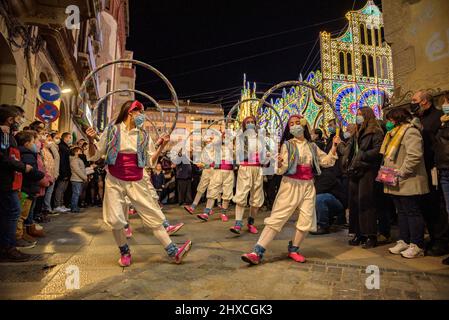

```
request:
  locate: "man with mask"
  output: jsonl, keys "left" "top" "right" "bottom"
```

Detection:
{"left": 0, "top": 105, "right": 34, "bottom": 262}
{"left": 411, "top": 90, "right": 448, "bottom": 256}
{"left": 53, "top": 132, "right": 73, "bottom": 213}
{"left": 324, "top": 119, "right": 338, "bottom": 153}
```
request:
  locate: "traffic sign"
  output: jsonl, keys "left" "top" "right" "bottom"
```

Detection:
{"left": 38, "top": 82, "right": 61, "bottom": 102}
{"left": 36, "top": 102, "right": 60, "bottom": 123}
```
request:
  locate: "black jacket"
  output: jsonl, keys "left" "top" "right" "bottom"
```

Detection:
{"left": 419, "top": 105, "right": 443, "bottom": 171}
{"left": 435, "top": 119, "right": 449, "bottom": 170}
{"left": 0, "top": 131, "right": 26, "bottom": 191}
{"left": 315, "top": 166, "right": 348, "bottom": 209}
{"left": 347, "top": 120, "right": 384, "bottom": 179}
{"left": 18, "top": 146, "right": 45, "bottom": 196}
{"left": 58, "top": 141, "right": 71, "bottom": 179}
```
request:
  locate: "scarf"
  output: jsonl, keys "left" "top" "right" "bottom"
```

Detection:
{"left": 380, "top": 123, "right": 410, "bottom": 161}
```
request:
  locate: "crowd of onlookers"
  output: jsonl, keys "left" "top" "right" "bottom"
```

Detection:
{"left": 1, "top": 89, "right": 449, "bottom": 264}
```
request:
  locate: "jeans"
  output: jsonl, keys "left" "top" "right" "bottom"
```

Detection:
{"left": 440, "top": 169, "right": 449, "bottom": 222}
{"left": 316, "top": 193, "right": 344, "bottom": 228}
{"left": 0, "top": 191, "right": 21, "bottom": 248}
{"left": 24, "top": 197, "right": 37, "bottom": 226}
{"left": 71, "top": 182, "right": 83, "bottom": 211}
{"left": 43, "top": 182, "right": 55, "bottom": 211}
{"left": 54, "top": 178, "right": 69, "bottom": 208}
{"left": 392, "top": 195, "right": 425, "bottom": 248}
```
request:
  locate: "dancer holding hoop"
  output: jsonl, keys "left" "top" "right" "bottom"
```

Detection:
{"left": 86, "top": 100, "right": 192, "bottom": 267}
{"left": 197, "top": 130, "right": 235, "bottom": 222}
{"left": 230, "top": 116, "right": 268, "bottom": 235}
{"left": 241, "top": 114, "right": 340, "bottom": 265}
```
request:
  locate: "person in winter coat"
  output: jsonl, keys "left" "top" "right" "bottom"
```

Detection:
{"left": 380, "top": 108, "right": 429, "bottom": 259}
{"left": 347, "top": 107, "right": 384, "bottom": 249}
{"left": 53, "top": 132, "right": 72, "bottom": 212}
{"left": 42, "top": 132, "right": 60, "bottom": 214}
{"left": 70, "top": 146, "right": 88, "bottom": 213}
{"left": 435, "top": 92, "right": 449, "bottom": 264}
{"left": 15, "top": 131, "right": 45, "bottom": 247}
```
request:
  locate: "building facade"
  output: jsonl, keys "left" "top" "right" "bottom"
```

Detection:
{"left": 382, "top": 0, "right": 449, "bottom": 105}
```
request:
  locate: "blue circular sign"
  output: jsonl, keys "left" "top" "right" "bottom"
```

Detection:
{"left": 38, "top": 82, "right": 61, "bottom": 102}
{"left": 36, "top": 102, "right": 60, "bottom": 123}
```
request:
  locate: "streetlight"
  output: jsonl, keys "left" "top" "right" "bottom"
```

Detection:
{"left": 61, "top": 88, "right": 72, "bottom": 94}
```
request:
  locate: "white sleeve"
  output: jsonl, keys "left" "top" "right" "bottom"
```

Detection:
{"left": 276, "top": 143, "right": 289, "bottom": 175}
{"left": 146, "top": 137, "right": 157, "bottom": 168}
{"left": 316, "top": 144, "right": 338, "bottom": 168}
{"left": 87, "top": 130, "right": 108, "bottom": 162}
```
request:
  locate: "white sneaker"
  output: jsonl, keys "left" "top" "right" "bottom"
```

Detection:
{"left": 54, "top": 206, "right": 65, "bottom": 213}
{"left": 401, "top": 243, "right": 424, "bottom": 259}
{"left": 34, "top": 224, "right": 43, "bottom": 231}
{"left": 61, "top": 206, "right": 71, "bottom": 212}
{"left": 388, "top": 240, "right": 409, "bottom": 255}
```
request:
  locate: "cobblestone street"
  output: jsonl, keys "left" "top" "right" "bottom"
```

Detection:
{"left": 0, "top": 205, "right": 448, "bottom": 300}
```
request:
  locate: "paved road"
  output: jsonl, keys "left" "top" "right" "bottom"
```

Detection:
{"left": 1, "top": 204, "right": 449, "bottom": 300}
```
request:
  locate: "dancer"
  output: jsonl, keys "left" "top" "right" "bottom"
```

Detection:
{"left": 184, "top": 135, "right": 215, "bottom": 214}
{"left": 197, "top": 131, "right": 235, "bottom": 222}
{"left": 230, "top": 116, "right": 267, "bottom": 234}
{"left": 86, "top": 100, "right": 192, "bottom": 267}
{"left": 241, "top": 114, "right": 340, "bottom": 265}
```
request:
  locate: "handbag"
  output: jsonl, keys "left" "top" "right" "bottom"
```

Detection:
{"left": 376, "top": 166, "right": 398, "bottom": 186}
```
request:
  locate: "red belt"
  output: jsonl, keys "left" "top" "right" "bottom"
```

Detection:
{"left": 108, "top": 153, "right": 143, "bottom": 181}
{"left": 286, "top": 165, "right": 313, "bottom": 180}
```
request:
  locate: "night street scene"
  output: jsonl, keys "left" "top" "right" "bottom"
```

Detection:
{"left": 1, "top": 0, "right": 449, "bottom": 308}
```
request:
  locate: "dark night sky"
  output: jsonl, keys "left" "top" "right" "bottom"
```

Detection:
{"left": 128, "top": 0, "right": 382, "bottom": 111}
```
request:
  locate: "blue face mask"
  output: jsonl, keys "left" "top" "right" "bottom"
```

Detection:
{"left": 134, "top": 114, "right": 145, "bottom": 128}
{"left": 289, "top": 125, "right": 304, "bottom": 138}
{"left": 443, "top": 104, "right": 449, "bottom": 115}
{"left": 328, "top": 127, "right": 336, "bottom": 135}
{"left": 343, "top": 131, "right": 351, "bottom": 140}
{"left": 246, "top": 123, "right": 255, "bottom": 130}
{"left": 30, "top": 143, "right": 38, "bottom": 154}
{"left": 356, "top": 115, "right": 364, "bottom": 125}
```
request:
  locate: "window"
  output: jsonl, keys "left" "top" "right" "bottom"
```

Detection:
{"left": 339, "top": 52, "right": 345, "bottom": 74}
{"left": 376, "top": 57, "right": 381, "bottom": 78}
{"left": 374, "top": 28, "right": 380, "bottom": 46}
{"left": 346, "top": 52, "right": 353, "bottom": 75}
{"left": 380, "top": 27, "right": 385, "bottom": 43}
{"left": 362, "top": 55, "right": 368, "bottom": 77}
{"left": 367, "top": 28, "right": 373, "bottom": 46}
{"left": 377, "top": 28, "right": 382, "bottom": 47}
{"left": 360, "top": 24, "right": 366, "bottom": 45}
{"left": 368, "top": 55, "right": 375, "bottom": 77}
{"left": 119, "top": 82, "right": 129, "bottom": 96}
{"left": 382, "top": 56, "right": 388, "bottom": 78}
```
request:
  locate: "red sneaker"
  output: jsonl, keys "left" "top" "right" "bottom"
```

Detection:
{"left": 241, "top": 252, "right": 260, "bottom": 265}
{"left": 174, "top": 240, "right": 192, "bottom": 264}
{"left": 128, "top": 208, "right": 137, "bottom": 216}
{"left": 220, "top": 214, "right": 229, "bottom": 222}
{"left": 118, "top": 253, "right": 132, "bottom": 267}
{"left": 230, "top": 225, "right": 242, "bottom": 234}
{"left": 166, "top": 223, "right": 184, "bottom": 235}
{"left": 288, "top": 252, "right": 306, "bottom": 263}
{"left": 197, "top": 213, "right": 209, "bottom": 221}
{"left": 247, "top": 224, "right": 258, "bottom": 234}
{"left": 183, "top": 205, "right": 195, "bottom": 215}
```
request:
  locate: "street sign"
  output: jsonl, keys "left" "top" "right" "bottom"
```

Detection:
{"left": 38, "top": 82, "right": 61, "bottom": 102}
{"left": 36, "top": 102, "right": 60, "bottom": 123}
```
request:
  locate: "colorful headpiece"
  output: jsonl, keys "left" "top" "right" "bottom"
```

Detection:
{"left": 128, "top": 100, "right": 144, "bottom": 113}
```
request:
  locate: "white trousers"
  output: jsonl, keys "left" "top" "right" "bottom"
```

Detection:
{"left": 264, "top": 177, "right": 317, "bottom": 233}
{"left": 207, "top": 169, "right": 235, "bottom": 201}
{"left": 196, "top": 168, "right": 213, "bottom": 194}
{"left": 103, "top": 174, "right": 165, "bottom": 230}
{"left": 232, "top": 166, "right": 264, "bottom": 208}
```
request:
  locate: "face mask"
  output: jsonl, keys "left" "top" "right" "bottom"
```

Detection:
{"left": 246, "top": 123, "right": 255, "bottom": 130}
{"left": 134, "top": 114, "right": 145, "bottom": 128}
{"left": 442, "top": 104, "right": 449, "bottom": 115}
{"left": 410, "top": 102, "right": 421, "bottom": 114}
{"left": 356, "top": 115, "right": 364, "bottom": 125}
{"left": 328, "top": 127, "right": 336, "bottom": 135}
{"left": 343, "top": 131, "right": 351, "bottom": 140}
{"left": 11, "top": 121, "right": 20, "bottom": 131}
{"left": 289, "top": 125, "right": 304, "bottom": 138}
{"left": 54, "top": 138, "right": 61, "bottom": 144}
{"left": 386, "top": 121, "right": 395, "bottom": 132}
{"left": 30, "top": 143, "right": 38, "bottom": 154}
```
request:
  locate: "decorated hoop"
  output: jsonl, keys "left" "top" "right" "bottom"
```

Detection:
{"left": 79, "top": 59, "right": 179, "bottom": 134}
{"left": 94, "top": 88, "right": 166, "bottom": 137}
{"left": 259, "top": 80, "right": 340, "bottom": 128}
{"left": 226, "top": 98, "right": 284, "bottom": 136}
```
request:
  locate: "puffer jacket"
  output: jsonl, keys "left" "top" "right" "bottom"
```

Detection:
{"left": 70, "top": 156, "right": 87, "bottom": 182}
